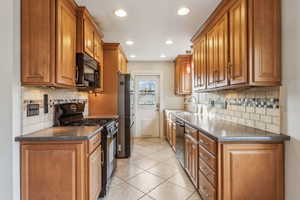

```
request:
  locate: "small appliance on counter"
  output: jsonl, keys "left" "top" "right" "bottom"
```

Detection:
{"left": 54, "top": 102, "right": 118, "bottom": 198}
{"left": 117, "top": 74, "right": 135, "bottom": 158}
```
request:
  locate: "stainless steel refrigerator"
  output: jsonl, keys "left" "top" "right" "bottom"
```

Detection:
{"left": 117, "top": 74, "right": 135, "bottom": 158}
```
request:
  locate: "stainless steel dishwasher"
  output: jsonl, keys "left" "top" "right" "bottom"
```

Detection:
{"left": 175, "top": 118, "right": 185, "bottom": 167}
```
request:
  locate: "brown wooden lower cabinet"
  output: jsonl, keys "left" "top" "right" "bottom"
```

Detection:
{"left": 20, "top": 137, "right": 102, "bottom": 200}
{"left": 164, "top": 113, "right": 176, "bottom": 151}
{"left": 183, "top": 130, "right": 285, "bottom": 200}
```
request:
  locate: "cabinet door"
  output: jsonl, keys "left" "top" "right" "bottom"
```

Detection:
{"left": 249, "top": 0, "right": 281, "bottom": 85}
{"left": 21, "top": 143, "right": 85, "bottom": 200}
{"left": 84, "top": 19, "right": 95, "bottom": 57}
{"left": 193, "top": 43, "right": 199, "bottom": 89}
{"left": 21, "top": 0, "right": 55, "bottom": 85}
{"left": 56, "top": 0, "right": 76, "bottom": 87}
{"left": 190, "top": 141, "right": 198, "bottom": 186}
{"left": 215, "top": 14, "right": 229, "bottom": 88}
{"left": 184, "top": 136, "right": 190, "bottom": 172}
{"left": 182, "top": 58, "right": 192, "bottom": 94}
{"left": 89, "top": 146, "right": 102, "bottom": 200}
{"left": 198, "top": 36, "right": 207, "bottom": 90}
{"left": 175, "top": 61, "right": 181, "bottom": 94}
{"left": 229, "top": 0, "right": 248, "bottom": 85}
{"left": 222, "top": 143, "right": 284, "bottom": 200}
{"left": 207, "top": 28, "right": 216, "bottom": 89}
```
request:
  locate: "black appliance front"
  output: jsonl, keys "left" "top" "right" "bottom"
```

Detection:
{"left": 100, "top": 120, "right": 118, "bottom": 197}
{"left": 175, "top": 118, "right": 185, "bottom": 167}
{"left": 117, "top": 74, "right": 133, "bottom": 158}
{"left": 76, "top": 53, "right": 99, "bottom": 89}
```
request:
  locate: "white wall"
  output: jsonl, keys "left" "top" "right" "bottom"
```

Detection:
{"left": 128, "top": 61, "right": 185, "bottom": 137}
{"left": 0, "top": 0, "right": 21, "bottom": 199}
{"left": 128, "top": 61, "right": 184, "bottom": 110}
{"left": 282, "top": 0, "right": 300, "bottom": 199}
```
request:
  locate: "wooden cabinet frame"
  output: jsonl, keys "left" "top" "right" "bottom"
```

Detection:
{"left": 21, "top": 0, "right": 77, "bottom": 88}
{"left": 191, "top": 0, "right": 281, "bottom": 92}
{"left": 174, "top": 55, "right": 192, "bottom": 95}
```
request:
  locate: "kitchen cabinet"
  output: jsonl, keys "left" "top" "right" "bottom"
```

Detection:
{"left": 77, "top": 7, "right": 104, "bottom": 92}
{"left": 192, "top": 0, "right": 281, "bottom": 91}
{"left": 88, "top": 43, "right": 128, "bottom": 116}
{"left": 164, "top": 111, "right": 177, "bottom": 151}
{"left": 77, "top": 7, "right": 104, "bottom": 61}
{"left": 229, "top": 0, "right": 248, "bottom": 85}
{"left": 222, "top": 143, "right": 283, "bottom": 200}
{"left": 89, "top": 146, "right": 102, "bottom": 200}
{"left": 193, "top": 36, "right": 207, "bottom": 90}
{"left": 184, "top": 126, "right": 198, "bottom": 186}
{"left": 21, "top": 0, "right": 77, "bottom": 87}
{"left": 20, "top": 135, "right": 103, "bottom": 200}
{"left": 207, "top": 14, "right": 229, "bottom": 89}
{"left": 174, "top": 55, "right": 192, "bottom": 95}
{"left": 118, "top": 50, "right": 128, "bottom": 73}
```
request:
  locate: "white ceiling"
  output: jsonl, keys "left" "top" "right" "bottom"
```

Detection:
{"left": 75, "top": 0, "right": 221, "bottom": 61}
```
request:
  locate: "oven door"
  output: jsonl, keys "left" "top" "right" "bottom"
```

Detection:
{"left": 107, "top": 129, "right": 117, "bottom": 180}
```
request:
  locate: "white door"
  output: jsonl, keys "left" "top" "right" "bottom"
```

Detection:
{"left": 135, "top": 75, "right": 160, "bottom": 138}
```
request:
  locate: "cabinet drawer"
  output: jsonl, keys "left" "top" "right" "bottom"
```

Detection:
{"left": 89, "top": 134, "right": 101, "bottom": 153}
{"left": 198, "top": 170, "right": 216, "bottom": 200}
{"left": 198, "top": 132, "right": 217, "bottom": 155}
{"left": 199, "top": 158, "right": 216, "bottom": 187}
{"left": 185, "top": 125, "right": 198, "bottom": 140}
{"left": 199, "top": 145, "right": 216, "bottom": 171}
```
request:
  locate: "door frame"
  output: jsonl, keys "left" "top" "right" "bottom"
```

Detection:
{"left": 131, "top": 71, "right": 164, "bottom": 138}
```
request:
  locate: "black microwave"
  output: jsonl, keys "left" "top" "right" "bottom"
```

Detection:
{"left": 76, "top": 53, "right": 99, "bottom": 89}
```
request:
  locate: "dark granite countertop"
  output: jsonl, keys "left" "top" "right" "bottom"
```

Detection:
{"left": 15, "top": 126, "right": 103, "bottom": 142}
{"left": 172, "top": 111, "right": 290, "bottom": 142}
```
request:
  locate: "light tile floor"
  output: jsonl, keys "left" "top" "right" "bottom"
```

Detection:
{"left": 100, "top": 138, "right": 202, "bottom": 200}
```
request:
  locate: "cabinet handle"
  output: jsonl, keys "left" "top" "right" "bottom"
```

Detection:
{"left": 228, "top": 62, "right": 233, "bottom": 78}
{"left": 101, "top": 149, "right": 104, "bottom": 165}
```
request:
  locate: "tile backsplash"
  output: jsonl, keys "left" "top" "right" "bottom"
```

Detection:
{"left": 22, "top": 87, "right": 89, "bottom": 134}
{"left": 185, "top": 87, "right": 281, "bottom": 134}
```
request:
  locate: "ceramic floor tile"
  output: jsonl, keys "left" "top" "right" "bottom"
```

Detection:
{"left": 147, "top": 162, "right": 179, "bottom": 179}
{"left": 132, "top": 157, "right": 160, "bottom": 170}
{"left": 139, "top": 195, "right": 155, "bottom": 200}
{"left": 127, "top": 171, "right": 165, "bottom": 193}
{"left": 148, "top": 182, "right": 193, "bottom": 200}
{"left": 114, "top": 165, "right": 144, "bottom": 180}
{"left": 110, "top": 176, "right": 125, "bottom": 187}
{"left": 168, "top": 171, "right": 196, "bottom": 192}
{"left": 187, "top": 192, "right": 203, "bottom": 200}
{"left": 103, "top": 138, "right": 199, "bottom": 200}
{"left": 105, "top": 182, "right": 145, "bottom": 200}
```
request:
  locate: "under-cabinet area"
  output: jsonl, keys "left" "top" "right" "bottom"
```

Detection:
{"left": 164, "top": 110, "right": 289, "bottom": 200}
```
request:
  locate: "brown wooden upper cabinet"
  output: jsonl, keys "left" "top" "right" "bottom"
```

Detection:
{"left": 175, "top": 55, "right": 192, "bottom": 95}
{"left": 22, "top": 0, "right": 77, "bottom": 87}
{"left": 77, "top": 7, "right": 104, "bottom": 92}
{"left": 192, "top": 0, "right": 281, "bottom": 91}
{"left": 118, "top": 49, "right": 128, "bottom": 73}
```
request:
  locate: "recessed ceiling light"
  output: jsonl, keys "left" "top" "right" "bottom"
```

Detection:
{"left": 160, "top": 54, "right": 166, "bottom": 58}
{"left": 165, "top": 40, "right": 173, "bottom": 45}
{"left": 114, "top": 9, "right": 127, "bottom": 17}
{"left": 126, "top": 40, "right": 134, "bottom": 45}
{"left": 177, "top": 7, "right": 190, "bottom": 16}
{"left": 130, "top": 54, "right": 136, "bottom": 58}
